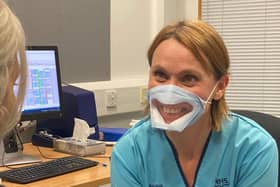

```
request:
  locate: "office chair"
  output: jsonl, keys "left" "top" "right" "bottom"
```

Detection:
{"left": 233, "top": 110, "right": 280, "bottom": 185}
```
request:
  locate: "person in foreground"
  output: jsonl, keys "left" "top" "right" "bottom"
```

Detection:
{"left": 111, "top": 20, "right": 278, "bottom": 187}
{"left": 0, "top": 0, "right": 27, "bottom": 139}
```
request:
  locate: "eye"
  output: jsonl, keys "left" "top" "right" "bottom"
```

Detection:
{"left": 181, "top": 74, "right": 198, "bottom": 86}
{"left": 153, "top": 70, "right": 168, "bottom": 82}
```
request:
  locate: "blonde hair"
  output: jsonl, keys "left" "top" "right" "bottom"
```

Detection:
{"left": 0, "top": 0, "right": 27, "bottom": 137}
{"left": 147, "top": 20, "right": 230, "bottom": 131}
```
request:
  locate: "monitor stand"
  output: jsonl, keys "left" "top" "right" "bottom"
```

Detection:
{"left": 0, "top": 130, "right": 41, "bottom": 166}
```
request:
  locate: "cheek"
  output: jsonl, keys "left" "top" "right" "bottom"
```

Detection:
{"left": 148, "top": 74, "right": 158, "bottom": 89}
{"left": 193, "top": 84, "right": 217, "bottom": 101}
{"left": 148, "top": 80, "right": 155, "bottom": 89}
{"left": 180, "top": 86, "right": 210, "bottom": 101}
{"left": 190, "top": 88, "right": 205, "bottom": 98}
{"left": 148, "top": 76, "right": 164, "bottom": 90}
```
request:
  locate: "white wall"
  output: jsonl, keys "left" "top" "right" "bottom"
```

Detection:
{"left": 111, "top": 0, "right": 198, "bottom": 80}
{"left": 184, "top": 0, "right": 199, "bottom": 20}
{"left": 110, "top": 0, "right": 198, "bottom": 82}
{"left": 164, "top": 0, "right": 198, "bottom": 23}
{"left": 111, "top": 0, "right": 151, "bottom": 81}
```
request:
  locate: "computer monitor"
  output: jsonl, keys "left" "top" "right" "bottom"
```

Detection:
{"left": 0, "top": 46, "right": 63, "bottom": 166}
{"left": 21, "top": 46, "right": 63, "bottom": 121}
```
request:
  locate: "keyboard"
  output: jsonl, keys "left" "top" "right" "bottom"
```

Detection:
{"left": 0, "top": 156, "right": 99, "bottom": 184}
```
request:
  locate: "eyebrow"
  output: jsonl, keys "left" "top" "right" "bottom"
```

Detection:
{"left": 152, "top": 64, "right": 202, "bottom": 76}
{"left": 151, "top": 65, "right": 165, "bottom": 71}
{"left": 179, "top": 69, "right": 202, "bottom": 76}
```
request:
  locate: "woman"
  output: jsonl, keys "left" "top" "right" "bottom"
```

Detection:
{"left": 111, "top": 20, "right": 278, "bottom": 187}
{"left": 0, "top": 0, "right": 27, "bottom": 138}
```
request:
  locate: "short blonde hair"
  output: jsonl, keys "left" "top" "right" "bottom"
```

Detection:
{"left": 0, "top": 0, "right": 27, "bottom": 137}
{"left": 147, "top": 20, "right": 230, "bottom": 131}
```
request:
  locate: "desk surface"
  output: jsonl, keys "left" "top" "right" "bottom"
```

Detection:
{"left": 0, "top": 143, "right": 112, "bottom": 187}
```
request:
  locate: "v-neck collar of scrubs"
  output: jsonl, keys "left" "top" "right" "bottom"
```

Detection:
{"left": 164, "top": 131, "right": 213, "bottom": 187}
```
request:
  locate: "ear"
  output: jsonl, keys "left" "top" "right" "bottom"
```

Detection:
{"left": 213, "top": 74, "right": 229, "bottom": 100}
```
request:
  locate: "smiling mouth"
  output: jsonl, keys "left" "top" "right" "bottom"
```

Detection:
{"left": 152, "top": 99, "right": 193, "bottom": 124}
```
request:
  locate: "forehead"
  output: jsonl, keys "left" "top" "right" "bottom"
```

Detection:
{"left": 151, "top": 39, "right": 209, "bottom": 75}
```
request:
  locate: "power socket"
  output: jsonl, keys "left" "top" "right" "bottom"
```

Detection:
{"left": 139, "top": 87, "right": 148, "bottom": 104}
{"left": 105, "top": 89, "right": 117, "bottom": 108}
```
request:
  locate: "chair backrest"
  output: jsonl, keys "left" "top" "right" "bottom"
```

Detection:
{"left": 233, "top": 110, "right": 280, "bottom": 185}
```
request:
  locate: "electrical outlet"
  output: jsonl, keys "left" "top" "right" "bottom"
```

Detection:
{"left": 105, "top": 90, "right": 117, "bottom": 108}
{"left": 139, "top": 87, "right": 148, "bottom": 104}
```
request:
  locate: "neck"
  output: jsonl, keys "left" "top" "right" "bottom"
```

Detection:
{"left": 166, "top": 113, "right": 212, "bottom": 159}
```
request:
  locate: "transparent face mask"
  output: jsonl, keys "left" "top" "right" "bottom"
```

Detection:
{"left": 148, "top": 83, "right": 218, "bottom": 132}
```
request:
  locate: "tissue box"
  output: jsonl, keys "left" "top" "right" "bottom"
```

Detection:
{"left": 54, "top": 138, "right": 106, "bottom": 156}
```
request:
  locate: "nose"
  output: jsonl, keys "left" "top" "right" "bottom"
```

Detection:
{"left": 167, "top": 77, "right": 180, "bottom": 87}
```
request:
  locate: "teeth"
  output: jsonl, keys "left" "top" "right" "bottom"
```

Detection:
{"left": 163, "top": 107, "right": 181, "bottom": 114}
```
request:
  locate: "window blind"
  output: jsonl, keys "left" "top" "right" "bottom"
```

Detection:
{"left": 201, "top": 0, "right": 280, "bottom": 117}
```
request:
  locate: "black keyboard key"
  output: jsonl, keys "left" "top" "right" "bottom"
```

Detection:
{"left": 0, "top": 156, "right": 99, "bottom": 184}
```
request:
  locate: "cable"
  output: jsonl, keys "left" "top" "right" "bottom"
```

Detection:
{"left": 14, "top": 125, "right": 23, "bottom": 151}
{"left": 35, "top": 146, "right": 58, "bottom": 160}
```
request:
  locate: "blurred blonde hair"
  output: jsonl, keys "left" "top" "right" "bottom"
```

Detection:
{"left": 0, "top": 0, "right": 27, "bottom": 137}
{"left": 147, "top": 20, "right": 230, "bottom": 131}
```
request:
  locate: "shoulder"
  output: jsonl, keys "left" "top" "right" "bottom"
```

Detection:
{"left": 221, "top": 112, "right": 279, "bottom": 185}
{"left": 123, "top": 117, "right": 152, "bottom": 137}
{"left": 112, "top": 117, "right": 163, "bottom": 155}
{"left": 221, "top": 112, "right": 278, "bottom": 158}
{"left": 226, "top": 112, "right": 275, "bottom": 140}
{"left": 111, "top": 117, "right": 165, "bottom": 177}
{"left": 117, "top": 117, "right": 153, "bottom": 142}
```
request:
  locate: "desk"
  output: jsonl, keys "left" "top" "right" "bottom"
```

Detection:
{"left": 0, "top": 143, "right": 112, "bottom": 187}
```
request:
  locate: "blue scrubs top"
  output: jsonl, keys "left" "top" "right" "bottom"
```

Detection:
{"left": 111, "top": 113, "right": 278, "bottom": 187}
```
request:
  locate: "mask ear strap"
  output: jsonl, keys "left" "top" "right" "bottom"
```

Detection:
{"left": 205, "top": 82, "right": 219, "bottom": 104}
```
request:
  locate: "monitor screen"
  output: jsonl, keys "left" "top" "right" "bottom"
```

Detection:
{"left": 20, "top": 46, "right": 63, "bottom": 121}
